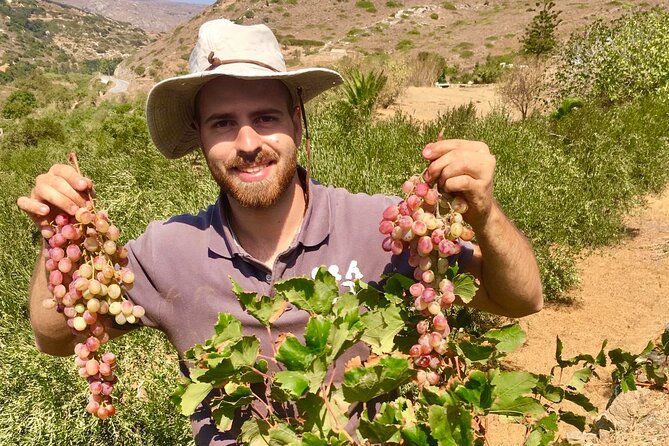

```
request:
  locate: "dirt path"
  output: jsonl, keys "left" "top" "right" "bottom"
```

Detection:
{"left": 486, "top": 188, "right": 669, "bottom": 444}
{"left": 377, "top": 84, "right": 515, "bottom": 121}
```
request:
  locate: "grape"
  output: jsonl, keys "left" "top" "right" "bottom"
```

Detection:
{"left": 40, "top": 154, "right": 142, "bottom": 420}
{"left": 379, "top": 166, "right": 476, "bottom": 389}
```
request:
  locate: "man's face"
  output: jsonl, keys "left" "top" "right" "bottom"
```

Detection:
{"left": 195, "top": 77, "right": 301, "bottom": 208}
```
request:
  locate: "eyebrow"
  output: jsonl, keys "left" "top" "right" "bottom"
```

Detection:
{"left": 202, "top": 107, "right": 286, "bottom": 125}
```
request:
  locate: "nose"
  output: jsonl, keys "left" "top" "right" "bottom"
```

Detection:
{"left": 235, "top": 125, "right": 263, "bottom": 155}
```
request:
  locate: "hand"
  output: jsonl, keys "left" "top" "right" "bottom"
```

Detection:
{"left": 16, "top": 164, "right": 93, "bottom": 228}
{"left": 422, "top": 139, "right": 496, "bottom": 229}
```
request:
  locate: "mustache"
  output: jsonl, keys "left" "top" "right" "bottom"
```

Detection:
{"left": 224, "top": 150, "right": 279, "bottom": 169}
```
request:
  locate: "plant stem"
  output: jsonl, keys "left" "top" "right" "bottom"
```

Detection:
{"left": 320, "top": 385, "right": 356, "bottom": 444}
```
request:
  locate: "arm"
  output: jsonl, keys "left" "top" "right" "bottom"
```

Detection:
{"left": 423, "top": 139, "right": 543, "bottom": 317}
{"left": 18, "top": 164, "right": 128, "bottom": 355}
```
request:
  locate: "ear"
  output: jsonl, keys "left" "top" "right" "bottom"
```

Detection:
{"left": 292, "top": 106, "right": 303, "bottom": 145}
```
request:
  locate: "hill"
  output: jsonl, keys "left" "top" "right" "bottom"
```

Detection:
{"left": 0, "top": 0, "right": 150, "bottom": 83}
{"left": 52, "top": 0, "right": 209, "bottom": 33}
{"left": 116, "top": 0, "right": 668, "bottom": 89}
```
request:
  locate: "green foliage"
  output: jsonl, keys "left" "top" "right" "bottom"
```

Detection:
{"left": 174, "top": 271, "right": 596, "bottom": 444}
{"left": 396, "top": 39, "right": 415, "bottom": 51}
{"left": 1, "top": 90, "right": 37, "bottom": 119}
{"left": 555, "top": 8, "right": 669, "bottom": 104}
{"left": 551, "top": 97, "right": 583, "bottom": 120}
{"left": 355, "top": 0, "right": 376, "bottom": 12}
{"left": 522, "top": 1, "right": 562, "bottom": 56}
{"left": 340, "top": 68, "right": 387, "bottom": 118}
{"left": 442, "top": 1, "right": 456, "bottom": 10}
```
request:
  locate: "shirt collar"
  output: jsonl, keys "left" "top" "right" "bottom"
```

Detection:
{"left": 207, "top": 166, "right": 331, "bottom": 260}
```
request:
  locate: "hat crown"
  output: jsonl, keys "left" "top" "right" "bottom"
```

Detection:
{"left": 188, "top": 19, "right": 287, "bottom": 74}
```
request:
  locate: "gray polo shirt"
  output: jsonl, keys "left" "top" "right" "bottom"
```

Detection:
{"left": 125, "top": 175, "right": 473, "bottom": 444}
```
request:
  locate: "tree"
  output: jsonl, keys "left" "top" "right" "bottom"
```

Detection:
{"left": 522, "top": 1, "right": 562, "bottom": 56}
{"left": 498, "top": 61, "right": 546, "bottom": 120}
{"left": 2, "top": 90, "right": 37, "bottom": 119}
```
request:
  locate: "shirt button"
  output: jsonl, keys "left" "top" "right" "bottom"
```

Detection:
{"left": 265, "top": 274, "right": 272, "bottom": 282}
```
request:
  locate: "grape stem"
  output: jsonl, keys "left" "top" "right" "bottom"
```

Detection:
{"left": 67, "top": 151, "right": 95, "bottom": 206}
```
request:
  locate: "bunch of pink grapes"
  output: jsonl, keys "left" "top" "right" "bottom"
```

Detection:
{"left": 40, "top": 153, "right": 143, "bottom": 419}
{"left": 380, "top": 174, "right": 474, "bottom": 386}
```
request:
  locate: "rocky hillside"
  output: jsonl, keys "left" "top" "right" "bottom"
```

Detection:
{"left": 52, "top": 0, "right": 209, "bottom": 33}
{"left": 0, "top": 0, "right": 150, "bottom": 82}
{"left": 117, "top": 0, "right": 667, "bottom": 87}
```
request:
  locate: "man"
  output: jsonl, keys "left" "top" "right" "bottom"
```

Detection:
{"left": 18, "top": 19, "right": 542, "bottom": 445}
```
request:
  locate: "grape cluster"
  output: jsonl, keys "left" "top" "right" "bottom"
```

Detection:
{"left": 380, "top": 175, "right": 474, "bottom": 386}
{"left": 41, "top": 204, "right": 143, "bottom": 419}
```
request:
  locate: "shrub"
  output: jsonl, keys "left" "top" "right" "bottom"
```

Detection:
{"left": 340, "top": 68, "right": 387, "bottom": 118}
{"left": 498, "top": 60, "right": 547, "bottom": 120}
{"left": 396, "top": 39, "right": 414, "bottom": 51}
{"left": 554, "top": 8, "right": 669, "bottom": 104}
{"left": 442, "top": 1, "right": 456, "bottom": 10}
{"left": 2, "top": 90, "right": 37, "bottom": 119}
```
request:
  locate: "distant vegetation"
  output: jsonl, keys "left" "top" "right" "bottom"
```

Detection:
{"left": 0, "top": 0, "right": 147, "bottom": 84}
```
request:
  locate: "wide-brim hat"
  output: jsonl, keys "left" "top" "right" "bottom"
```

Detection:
{"left": 146, "top": 19, "right": 343, "bottom": 159}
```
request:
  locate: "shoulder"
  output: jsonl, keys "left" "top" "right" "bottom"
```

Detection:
{"left": 127, "top": 204, "right": 217, "bottom": 256}
{"left": 314, "top": 182, "right": 400, "bottom": 215}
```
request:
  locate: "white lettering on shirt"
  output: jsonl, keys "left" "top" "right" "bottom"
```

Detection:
{"left": 311, "top": 260, "right": 364, "bottom": 293}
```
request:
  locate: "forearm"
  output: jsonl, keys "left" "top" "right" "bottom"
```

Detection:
{"left": 472, "top": 201, "right": 543, "bottom": 317}
{"left": 29, "top": 248, "right": 81, "bottom": 356}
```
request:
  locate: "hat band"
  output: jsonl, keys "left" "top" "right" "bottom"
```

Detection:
{"left": 206, "top": 52, "right": 281, "bottom": 72}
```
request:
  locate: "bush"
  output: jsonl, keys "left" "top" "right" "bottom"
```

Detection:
{"left": 554, "top": 8, "right": 669, "bottom": 104}
{"left": 340, "top": 68, "right": 387, "bottom": 118}
{"left": 2, "top": 114, "right": 65, "bottom": 147}
{"left": 2, "top": 90, "right": 37, "bottom": 119}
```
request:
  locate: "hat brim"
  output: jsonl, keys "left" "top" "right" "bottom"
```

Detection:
{"left": 145, "top": 64, "right": 342, "bottom": 159}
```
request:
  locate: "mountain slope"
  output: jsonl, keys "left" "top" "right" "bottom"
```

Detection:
{"left": 117, "top": 0, "right": 668, "bottom": 88}
{"left": 52, "top": 0, "right": 208, "bottom": 33}
{"left": 0, "top": 0, "right": 150, "bottom": 82}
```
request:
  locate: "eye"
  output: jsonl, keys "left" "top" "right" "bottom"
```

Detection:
{"left": 256, "top": 115, "right": 278, "bottom": 124}
{"left": 212, "top": 119, "right": 233, "bottom": 129}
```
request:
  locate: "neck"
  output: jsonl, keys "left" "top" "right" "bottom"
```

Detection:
{"left": 226, "top": 173, "right": 306, "bottom": 268}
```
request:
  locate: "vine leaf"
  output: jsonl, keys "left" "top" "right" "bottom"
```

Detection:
{"left": 342, "top": 356, "right": 413, "bottom": 402}
{"left": 567, "top": 367, "right": 592, "bottom": 391}
{"left": 273, "top": 371, "right": 310, "bottom": 400}
{"left": 231, "top": 278, "right": 287, "bottom": 326}
{"left": 361, "top": 303, "right": 404, "bottom": 355}
{"left": 274, "top": 267, "right": 336, "bottom": 315}
{"left": 524, "top": 413, "right": 558, "bottom": 446}
{"left": 490, "top": 371, "right": 545, "bottom": 417}
{"left": 275, "top": 334, "right": 315, "bottom": 371}
{"left": 178, "top": 381, "right": 213, "bottom": 416}
{"left": 429, "top": 404, "right": 474, "bottom": 445}
{"left": 452, "top": 272, "right": 478, "bottom": 304}
{"left": 484, "top": 324, "right": 526, "bottom": 354}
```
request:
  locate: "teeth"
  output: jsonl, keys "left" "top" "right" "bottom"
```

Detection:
{"left": 238, "top": 163, "right": 268, "bottom": 174}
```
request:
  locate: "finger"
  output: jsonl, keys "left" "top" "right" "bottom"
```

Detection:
{"left": 425, "top": 151, "right": 488, "bottom": 184}
{"left": 16, "top": 196, "right": 52, "bottom": 226}
{"left": 48, "top": 164, "right": 93, "bottom": 192}
{"left": 422, "top": 139, "right": 489, "bottom": 161}
{"left": 33, "top": 175, "right": 88, "bottom": 215}
{"left": 440, "top": 175, "right": 476, "bottom": 195}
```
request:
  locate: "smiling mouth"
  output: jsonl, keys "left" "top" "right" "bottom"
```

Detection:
{"left": 235, "top": 162, "right": 273, "bottom": 173}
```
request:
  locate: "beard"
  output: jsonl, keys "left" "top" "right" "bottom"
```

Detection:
{"left": 207, "top": 148, "right": 297, "bottom": 209}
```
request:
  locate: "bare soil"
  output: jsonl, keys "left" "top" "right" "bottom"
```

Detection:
{"left": 376, "top": 84, "right": 510, "bottom": 121}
